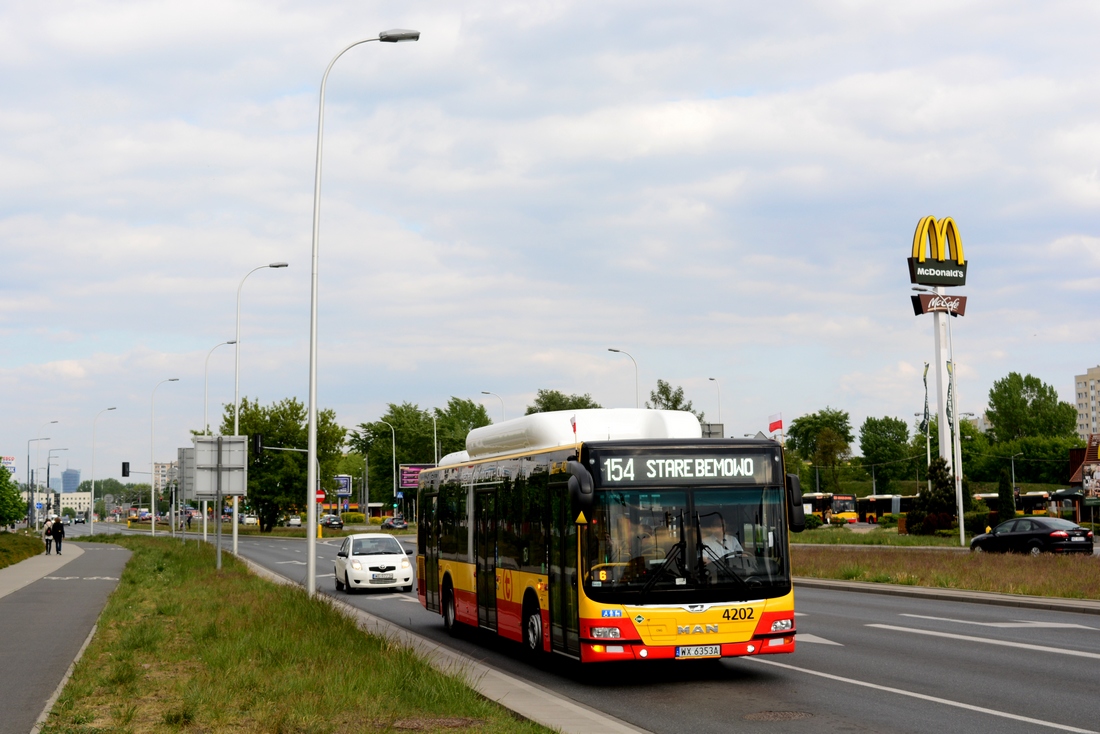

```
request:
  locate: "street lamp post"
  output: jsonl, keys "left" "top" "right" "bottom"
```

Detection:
{"left": 481, "top": 391, "right": 505, "bottom": 422}
{"left": 305, "top": 28, "right": 420, "bottom": 598}
{"left": 46, "top": 448, "right": 68, "bottom": 518}
{"left": 378, "top": 420, "right": 397, "bottom": 507}
{"left": 708, "top": 377, "right": 722, "bottom": 426}
{"left": 26, "top": 434, "right": 51, "bottom": 528}
{"left": 151, "top": 378, "right": 179, "bottom": 537}
{"left": 31, "top": 420, "right": 57, "bottom": 528}
{"left": 89, "top": 407, "right": 116, "bottom": 536}
{"left": 608, "top": 348, "right": 639, "bottom": 408}
{"left": 205, "top": 340, "right": 237, "bottom": 436}
{"left": 234, "top": 264, "right": 287, "bottom": 552}
{"left": 1011, "top": 452, "right": 1023, "bottom": 495}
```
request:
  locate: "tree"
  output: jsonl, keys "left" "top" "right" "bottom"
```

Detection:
{"left": 0, "top": 466, "right": 24, "bottom": 527}
{"left": 859, "top": 416, "right": 912, "bottom": 492}
{"left": 646, "top": 379, "right": 703, "bottom": 421}
{"left": 787, "top": 408, "right": 854, "bottom": 462}
{"left": 986, "top": 372, "right": 1077, "bottom": 443}
{"left": 909, "top": 456, "right": 958, "bottom": 534}
{"left": 221, "top": 397, "right": 346, "bottom": 532}
{"left": 997, "top": 469, "right": 1015, "bottom": 521}
{"left": 814, "top": 428, "right": 851, "bottom": 492}
{"left": 348, "top": 398, "right": 491, "bottom": 506}
{"left": 525, "top": 389, "right": 601, "bottom": 415}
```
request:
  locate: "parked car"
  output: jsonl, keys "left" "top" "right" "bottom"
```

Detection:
{"left": 381, "top": 517, "right": 408, "bottom": 530}
{"left": 971, "top": 516, "right": 1093, "bottom": 555}
{"left": 320, "top": 514, "right": 344, "bottom": 530}
{"left": 334, "top": 533, "right": 413, "bottom": 593}
{"left": 287, "top": 516, "right": 302, "bottom": 527}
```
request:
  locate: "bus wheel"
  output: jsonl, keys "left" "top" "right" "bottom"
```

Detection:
{"left": 442, "top": 584, "right": 457, "bottom": 636}
{"left": 523, "top": 598, "right": 543, "bottom": 657}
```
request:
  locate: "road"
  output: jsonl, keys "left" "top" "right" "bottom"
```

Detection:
{"left": 73, "top": 523, "right": 1100, "bottom": 734}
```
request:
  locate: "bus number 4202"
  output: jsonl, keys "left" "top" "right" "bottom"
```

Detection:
{"left": 603, "top": 458, "right": 635, "bottom": 482}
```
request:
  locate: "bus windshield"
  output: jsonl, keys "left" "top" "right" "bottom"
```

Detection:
{"left": 585, "top": 486, "right": 790, "bottom": 604}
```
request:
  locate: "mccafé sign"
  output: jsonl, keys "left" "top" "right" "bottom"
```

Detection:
{"left": 908, "top": 215, "right": 966, "bottom": 287}
{"left": 911, "top": 292, "right": 967, "bottom": 316}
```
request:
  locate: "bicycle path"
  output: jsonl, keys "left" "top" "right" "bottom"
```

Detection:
{"left": 0, "top": 542, "right": 131, "bottom": 734}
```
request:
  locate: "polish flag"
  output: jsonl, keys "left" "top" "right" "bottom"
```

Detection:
{"left": 768, "top": 413, "right": 783, "bottom": 433}
{"left": 570, "top": 415, "right": 577, "bottom": 436}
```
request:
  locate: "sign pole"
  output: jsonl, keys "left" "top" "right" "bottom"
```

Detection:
{"left": 215, "top": 436, "right": 222, "bottom": 570}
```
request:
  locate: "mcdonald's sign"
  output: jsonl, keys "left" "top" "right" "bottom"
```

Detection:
{"left": 908, "top": 215, "right": 967, "bottom": 287}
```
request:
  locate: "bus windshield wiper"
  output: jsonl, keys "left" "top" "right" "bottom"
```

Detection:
{"left": 638, "top": 512, "right": 686, "bottom": 601}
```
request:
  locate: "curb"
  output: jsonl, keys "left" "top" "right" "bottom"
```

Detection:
{"left": 794, "top": 577, "right": 1100, "bottom": 615}
{"left": 239, "top": 557, "right": 650, "bottom": 734}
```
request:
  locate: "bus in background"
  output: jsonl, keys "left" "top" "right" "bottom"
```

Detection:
{"left": 857, "top": 495, "right": 916, "bottom": 523}
{"left": 417, "top": 409, "right": 806, "bottom": 664}
{"left": 1020, "top": 491, "right": 1052, "bottom": 516}
{"left": 802, "top": 493, "right": 857, "bottom": 523}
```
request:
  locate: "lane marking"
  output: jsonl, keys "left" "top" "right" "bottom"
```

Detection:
{"left": 900, "top": 614, "right": 1097, "bottom": 630}
{"left": 797, "top": 634, "right": 842, "bottom": 646}
{"left": 751, "top": 658, "right": 1097, "bottom": 733}
{"left": 42, "top": 576, "right": 119, "bottom": 581}
{"left": 794, "top": 612, "right": 807, "bottom": 617}
{"left": 867, "top": 624, "right": 1100, "bottom": 660}
{"left": 275, "top": 561, "right": 307, "bottom": 566}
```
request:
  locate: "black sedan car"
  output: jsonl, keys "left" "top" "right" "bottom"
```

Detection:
{"left": 971, "top": 516, "right": 1093, "bottom": 555}
{"left": 381, "top": 517, "right": 408, "bottom": 530}
{"left": 320, "top": 514, "right": 344, "bottom": 530}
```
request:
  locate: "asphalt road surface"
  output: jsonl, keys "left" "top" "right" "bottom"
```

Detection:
{"left": 211, "top": 532, "right": 1099, "bottom": 734}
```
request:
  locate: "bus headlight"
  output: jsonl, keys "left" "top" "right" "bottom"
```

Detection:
{"left": 590, "top": 627, "right": 621, "bottom": 639}
{"left": 770, "top": 619, "right": 793, "bottom": 633}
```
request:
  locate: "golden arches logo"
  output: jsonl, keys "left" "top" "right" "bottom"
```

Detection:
{"left": 912, "top": 215, "right": 965, "bottom": 265}
{"left": 907, "top": 215, "right": 967, "bottom": 287}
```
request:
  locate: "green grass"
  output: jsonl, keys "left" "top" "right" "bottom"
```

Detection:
{"left": 794, "top": 546, "right": 1100, "bottom": 599}
{"left": 42, "top": 536, "right": 549, "bottom": 734}
{"left": 0, "top": 529, "right": 44, "bottom": 570}
{"left": 122, "top": 522, "right": 414, "bottom": 539}
{"left": 793, "top": 526, "right": 970, "bottom": 546}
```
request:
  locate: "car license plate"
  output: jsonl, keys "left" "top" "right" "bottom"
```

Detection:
{"left": 372, "top": 573, "right": 394, "bottom": 579}
{"left": 1071, "top": 537, "right": 1086, "bottom": 542}
{"left": 675, "top": 645, "right": 721, "bottom": 659}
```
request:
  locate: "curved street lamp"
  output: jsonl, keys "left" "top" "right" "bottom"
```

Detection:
{"left": 708, "top": 377, "right": 722, "bottom": 427}
{"left": 305, "top": 29, "right": 420, "bottom": 598}
{"left": 481, "top": 391, "right": 505, "bottom": 422}
{"left": 608, "top": 348, "right": 639, "bottom": 408}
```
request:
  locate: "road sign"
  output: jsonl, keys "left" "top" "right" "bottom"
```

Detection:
{"left": 396, "top": 491, "right": 404, "bottom": 499}
{"left": 334, "top": 474, "right": 352, "bottom": 497}
{"left": 315, "top": 489, "right": 325, "bottom": 503}
{"left": 35, "top": 503, "right": 42, "bottom": 510}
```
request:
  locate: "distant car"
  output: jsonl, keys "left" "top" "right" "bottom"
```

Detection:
{"left": 320, "top": 514, "right": 344, "bottom": 530}
{"left": 74, "top": 517, "right": 86, "bottom": 524}
{"left": 381, "top": 517, "right": 408, "bottom": 530}
{"left": 334, "top": 533, "right": 413, "bottom": 593}
{"left": 971, "top": 516, "right": 1093, "bottom": 555}
{"left": 62, "top": 517, "right": 72, "bottom": 525}
{"left": 241, "top": 515, "right": 259, "bottom": 526}
{"left": 287, "top": 516, "right": 302, "bottom": 527}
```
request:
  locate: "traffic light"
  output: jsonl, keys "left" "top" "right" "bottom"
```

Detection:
{"left": 393, "top": 503, "right": 398, "bottom": 508}
{"left": 251, "top": 433, "right": 263, "bottom": 457}
{"left": 122, "top": 462, "right": 130, "bottom": 477}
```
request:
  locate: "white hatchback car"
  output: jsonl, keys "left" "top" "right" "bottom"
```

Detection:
{"left": 334, "top": 533, "right": 413, "bottom": 593}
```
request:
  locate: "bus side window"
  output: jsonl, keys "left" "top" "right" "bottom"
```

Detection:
{"left": 523, "top": 460, "right": 549, "bottom": 574}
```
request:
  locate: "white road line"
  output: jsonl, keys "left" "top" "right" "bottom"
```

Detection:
{"left": 751, "top": 658, "right": 1097, "bottom": 734}
{"left": 900, "top": 614, "right": 1097, "bottom": 630}
{"left": 275, "top": 561, "right": 307, "bottom": 566}
{"left": 867, "top": 624, "right": 1100, "bottom": 660}
{"left": 797, "top": 634, "right": 842, "bottom": 646}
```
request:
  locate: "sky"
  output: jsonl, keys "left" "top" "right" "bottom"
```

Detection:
{"left": 3, "top": 0, "right": 1099, "bottom": 485}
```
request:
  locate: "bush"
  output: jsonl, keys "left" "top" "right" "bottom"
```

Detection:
{"left": 341, "top": 512, "right": 365, "bottom": 524}
{"left": 877, "top": 514, "right": 898, "bottom": 528}
{"left": 804, "top": 514, "right": 823, "bottom": 530}
{"left": 906, "top": 510, "right": 956, "bottom": 535}
{"left": 368, "top": 516, "right": 382, "bottom": 525}
{"left": 964, "top": 511, "right": 994, "bottom": 535}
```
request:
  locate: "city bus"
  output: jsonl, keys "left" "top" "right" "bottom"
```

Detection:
{"left": 857, "top": 494, "right": 916, "bottom": 523}
{"left": 801, "top": 493, "right": 857, "bottom": 523}
{"left": 417, "top": 409, "right": 806, "bottom": 664}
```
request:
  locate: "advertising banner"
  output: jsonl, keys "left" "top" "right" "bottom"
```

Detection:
{"left": 1082, "top": 434, "right": 1100, "bottom": 498}
{"left": 910, "top": 293, "right": 967, "bottom": 317}
{"left": 334, "top": 474, "right": 352, "bottom": 497}
{"left": 1, "top": 456, "right": 15, "bottom": 477}
{"left": 399, "top": 464, "right": 435, "bottom": 490}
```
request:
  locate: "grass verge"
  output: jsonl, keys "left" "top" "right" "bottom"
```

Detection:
{"left": 793, "top": 545, "right": 1100, "bottom": 599}
{"left": 0, "top": 529, "right": 44, "bottom": 570}
{"left": 43, "top": 536, "right": 551, "bottom": 734}
{"left": 793, "top": 526, "right": 969, "bottom": 546}
{"left": 120, "top": 523, "right": 413, "bottom": 539}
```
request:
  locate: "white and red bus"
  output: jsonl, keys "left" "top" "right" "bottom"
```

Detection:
{"left": 417, "top": 409, "right": 806, "bottom": 663}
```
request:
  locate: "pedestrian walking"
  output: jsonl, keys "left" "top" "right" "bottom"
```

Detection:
{"left": 51, "top": 517, "right": 65, "bottom": 555}
{"left": 186, "top": 513, "right": 192, "bottom": 531}
{"left": 43, "top": 518, "right": 54, "bottom": 555}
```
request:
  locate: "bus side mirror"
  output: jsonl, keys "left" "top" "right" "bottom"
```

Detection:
{"left": 786, "top": 473, "right": 806, "bottom": 533}
{"left": 566, "top": 461, "right": 594, "bottom": 519}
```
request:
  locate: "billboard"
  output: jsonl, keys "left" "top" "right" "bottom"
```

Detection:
{"left": 400, "top": 464, "right": 435, "bottom": 490}
{"left": 1082, "top": 434, "right": 1100, "bottom": 498}
{"left": 1, "top": 456, "right": 15, "bottom": 478}
{"left": 334, "top": 474, "right": 352, "bottom": 497}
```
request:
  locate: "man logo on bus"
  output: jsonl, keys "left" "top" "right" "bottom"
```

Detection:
{"left": 908, "top": 215, "right": 967, "bottom": 287}
{"left": 678, "top": 624, "right": 719, "bottom": 635}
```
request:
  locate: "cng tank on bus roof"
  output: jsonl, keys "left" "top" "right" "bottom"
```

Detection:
{"left": 438, "top": 450, "right": 470, "bottom": 467}
{"left": 465, "top": 408, "right": 703, "bottom": 460}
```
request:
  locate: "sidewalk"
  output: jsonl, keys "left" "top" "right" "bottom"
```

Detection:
{"left": 0, "top": 542, "right": 130, "bottom": 734}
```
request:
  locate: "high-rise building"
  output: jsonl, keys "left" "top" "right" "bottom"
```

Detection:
{"left": 1074, "top": 366, "right": 1100, "bottom": 441}
{"left": 62, "top": 468, "right": 81, "bottom": 493}
{"left": 153, "top": 461, "right": 178, "bottom": 492}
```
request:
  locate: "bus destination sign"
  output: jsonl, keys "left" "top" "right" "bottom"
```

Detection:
{"left": 592, "top": 451, "right": 774, "bottom": 487}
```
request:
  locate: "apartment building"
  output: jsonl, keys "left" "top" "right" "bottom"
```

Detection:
{"left": 1075, "top": 366, "right": 1100, "bottom": 441}
{"left": 153, "top": 461, "right": 179, "bottom": 492}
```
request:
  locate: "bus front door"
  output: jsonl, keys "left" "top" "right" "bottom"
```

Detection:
{"left": 549, "top": 480, "right": 580, "bottom": 657}
{"left": 475, "top": 490, "right": 497, "bottom": 630}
